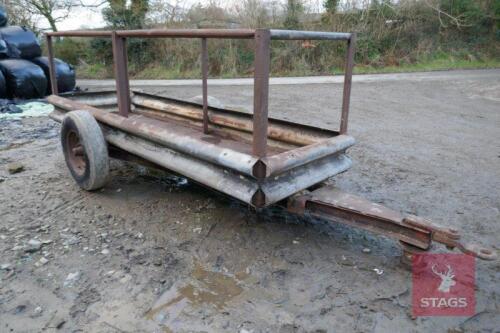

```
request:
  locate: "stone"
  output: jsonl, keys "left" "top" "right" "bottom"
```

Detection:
{"left": 35, "top": 257, "right": 49, "bottom": 267}
{"left": 64, "top": 271, "right": 80, "bottom": 287}
{"left": 62, "top": 235, "right": 79, "bottom": 246}
{"left": 7, "top": 163, "right": 24, "bottom": 174}
{"left": 26, "top": 239, "right": 42, "bottom": 252}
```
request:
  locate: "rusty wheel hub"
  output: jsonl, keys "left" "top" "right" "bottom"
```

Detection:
{"left": 66, "top": 130, "right": 86, "bottom": 176}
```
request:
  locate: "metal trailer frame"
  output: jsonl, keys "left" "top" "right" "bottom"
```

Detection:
{"left": 45, "top": 28, "right": 495, "bottom": 262}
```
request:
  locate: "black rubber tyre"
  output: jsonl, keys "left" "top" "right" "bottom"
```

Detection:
{"left": 61, "top": 110, "right": 109, "bottom": 190}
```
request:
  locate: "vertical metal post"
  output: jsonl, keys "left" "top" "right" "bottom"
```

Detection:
{"left": 340, "top": 33, "right": 356, "bottom": 134}
{"left": 112, "top": 31, "right": 131, "bottom": 117}
{"left": 201, "top": 38, "right": 209, "bottom": 134}
{"left": 252, "top": 29, "right": 271, "bottom": 158}
{"left": 46, "top": 35, "right": 58, "bottom": 95}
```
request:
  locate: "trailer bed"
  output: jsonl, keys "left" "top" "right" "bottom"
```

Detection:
{"left": 49, "top": 91, "right": 354, "bottom": 207}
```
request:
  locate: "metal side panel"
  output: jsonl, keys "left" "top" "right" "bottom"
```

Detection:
{"left": 48, "top": 95, "right": 354, "bottom": 179}
{"left": 263, "top": 135, "right": 355, "bottom": 176}
{"left": 104, "top": 127, "right": 260, "bottom": 204}
{"left": 50, "top": 109, "right": 353, "bottom": 207}
{"left": 48, "top": 95, "right": 260, "bottom": 177}
{"left": 131, "top": 92, "right": 338, "bottom": 146}
{"left": 262, "top": 154, "right": 352, "bottom": 205}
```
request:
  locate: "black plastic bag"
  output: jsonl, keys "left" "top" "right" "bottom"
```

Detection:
{"left": 0, "top": 99, "right": 22, "bottom": 113}
{"left": 0, "top": 39, "right": 8, "bottom": 58}
{"left": 0, "top": 69, "right": 6, "bottom": 98}
{"left": 0, "top": 26, "right": 41, "bottom": 59}
{"left": 31, "top": 57, "right": 76, "bottom": 94}
{"left": 0, "top": 59, "right": 47, "bottom": 99}
{"left": 0, "top": 6, "right": 7, "bottom": 27}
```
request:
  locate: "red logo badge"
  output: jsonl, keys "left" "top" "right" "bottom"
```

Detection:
{"left": 412, "top": 253, "right": 475, "bottom": 316}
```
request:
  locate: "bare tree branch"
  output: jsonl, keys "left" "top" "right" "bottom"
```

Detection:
{"left": 424, "top": 0, "right": 474, "bottom": 29}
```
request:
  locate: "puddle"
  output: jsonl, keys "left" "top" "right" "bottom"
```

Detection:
{"left": 146, "top": 262, "right": 248, "bottom": 329}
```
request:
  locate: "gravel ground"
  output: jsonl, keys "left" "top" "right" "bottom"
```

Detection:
{"left": 0, "top": 69, "right": 499, "bottom": 332}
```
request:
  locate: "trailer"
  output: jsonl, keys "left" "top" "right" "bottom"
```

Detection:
{"left": 45, "top": 28, "right": 496, "bottom": 263}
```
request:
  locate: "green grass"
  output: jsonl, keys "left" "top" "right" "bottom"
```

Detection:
{"left": 75, "top": 57, "right": 500, "bottom": 80}
{"left": 77, "top": 63, "right": 112, "bottom": 79}
{"left": 135, "top": 65, "right": 200, "bottom": 79}
{"left": 354, "top": 58, "right": 500, "bottom": 74}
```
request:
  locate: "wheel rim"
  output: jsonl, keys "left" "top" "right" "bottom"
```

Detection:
{"left": 66, "top": 130, "right": 86, "bottom": 176}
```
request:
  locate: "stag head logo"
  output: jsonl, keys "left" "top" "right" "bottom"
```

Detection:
{"left": 431, "top": 263, "right": 456, "bottom": 293}
{"left": 413, "top": 254, "right": 475, "bottom": 316}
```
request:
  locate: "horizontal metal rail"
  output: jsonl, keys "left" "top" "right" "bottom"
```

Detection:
{"left": 117, "top": 29, "right": 256, "bottom": 39}
{"left": 47, "top": 29, "right": 255, "bottom": 39}
{"left": 46, "top": 29, "right": 352, "bottom": 40}
{"left": 270, "top": 30, "right": 352, "bottom": 40}
{"left": 47, "top": 30, "right": 113, "bottom": 37}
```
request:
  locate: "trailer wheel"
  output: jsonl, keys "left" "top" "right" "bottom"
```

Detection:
{"left": 61, "top": 110, "right": 109, "bottom": 190}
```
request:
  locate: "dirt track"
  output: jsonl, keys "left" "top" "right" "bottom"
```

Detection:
{"left": 1, "top": 69, "right": 499, "bottom": 332}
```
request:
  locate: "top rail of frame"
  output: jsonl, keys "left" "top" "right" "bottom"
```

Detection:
{"left": 46, "top": 29, "right": 353, "bottom": 41}
{"left": 47, "top": 30, "right": 113, "bottom": 37}
{"left": 270, "top": 30, "right": 352, "bottom": 40}
{"left": 47, "top": 29, "right": 256, "bottom": 39}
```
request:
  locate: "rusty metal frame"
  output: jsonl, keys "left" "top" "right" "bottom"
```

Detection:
{"left": 45, "top": 28, "right": 355, "bottom": 156}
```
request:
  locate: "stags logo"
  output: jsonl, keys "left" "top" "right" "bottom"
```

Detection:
{"left": 412, "top": 254, "right": 475, "bottom": 316}
{"left": 431, "top": 264, "right": 456, "bottom": 292}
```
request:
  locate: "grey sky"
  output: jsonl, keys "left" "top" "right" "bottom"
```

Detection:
{"left": 51, "top": 0, "right": 328, "bottom": 31}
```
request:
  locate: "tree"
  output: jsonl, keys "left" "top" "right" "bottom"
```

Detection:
{"left": 148, "top": 0, "right": 184, "bottom": 25}
{"left": 9, "top": 0, "right": 74, "bottom": 31}
{"left": 234, "top": 0, "right": 270, "bottom": 28}
{"left": 324, "top": 0, "right": 339, "bottom": 15}
{"left": 283, "top": 0, "right": 303, "bottom": 29}
{"left": 7, "top": 0, "right": 105, "bottom": 32}
{"left": 1, "top": 0, "right": 37, "bottom": 31}
{"left": 94, "top": 0, "right": 150, "bottom": 66}
{"left": 102, "top": 0, "right": 148, "bottom": 29}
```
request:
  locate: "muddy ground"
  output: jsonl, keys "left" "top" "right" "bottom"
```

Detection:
{"left": 1, "top": 69, "right": 499, "bottom": 332}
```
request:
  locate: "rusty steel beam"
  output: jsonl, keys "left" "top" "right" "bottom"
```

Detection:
{"left": 340, "top": 33, "right": 356, "bottom": 134}
{"left": 46, "top": 29, "right": 254, "bottom": 39}
{"left": 111, "top": 32, "right": 131, "bottom": 117}
{"left": 131, "top": 92, "right": 337, "bottom": 146}
{"left": 288, "top": 186, "right": 432, "bottom": 249}
{"left": 201, "top": 38, "right": 209, "bottom": 134}
{"left": 116, "top": 29, "right": 255, "bottom": 39}
{"left": 46, "top": 35, "right": 58, "bottom": 95}
{"left": 252, "top": 29, "right": 271, "bottom": 159}
{"left": 47, "top": 30, "right": 112, "bottom": 37}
